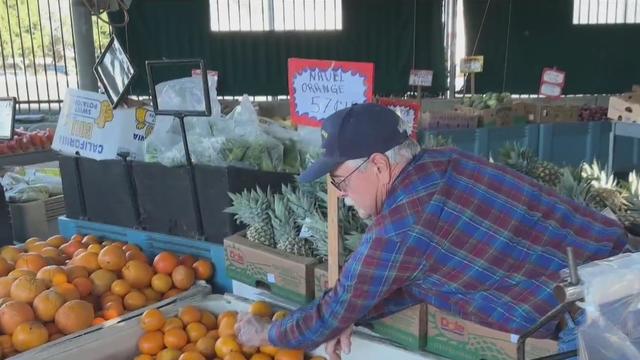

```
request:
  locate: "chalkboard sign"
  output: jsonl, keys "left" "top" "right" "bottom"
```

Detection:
{"left": 0, "top": 97, "right": 16, "bottom": 141}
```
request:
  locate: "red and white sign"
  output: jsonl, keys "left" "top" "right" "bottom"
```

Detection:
{"left": 192, "top": 69, "right": 218, "bottom": 78}
{"left": 288, "top": 58, "right": 374, "bottom": 127}
{"left": 378, "top": 98, "right": 420, "bottom": 140}
{"left": 409, "top": 69, "right": 433, "bottom": 87}
{"left": 539, "top": 68, "right": 566, "bottom": 98}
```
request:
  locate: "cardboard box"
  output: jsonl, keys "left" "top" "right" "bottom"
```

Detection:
{"left": 224, "top": 233, "right": 317, "bottom": 304}
{"left": 426, "top": 306, "right": 557, "bottom": 360}
{"left": 421, "top": 111, "right": 478, "bottom": 130}
{"left": 314, "top": 264, "right": 427, "bottom": 350}
{"left": 539, "top": 104, "right": 580, "bottom": 123}
{"left": 454, "top": 105, "right": 513, "bottom": 127}
{"left": 511, "top": 102, "right": 539, "bottom": 122}
{"left": 608, "top": 93, "right": 640, "bottom": 123}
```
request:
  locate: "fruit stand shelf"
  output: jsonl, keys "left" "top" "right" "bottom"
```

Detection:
{"left": 608, "top": 122, "right": 640, "bottom": 171}
{"left": 0, "top": 150, "right": 59, "bottom": 167}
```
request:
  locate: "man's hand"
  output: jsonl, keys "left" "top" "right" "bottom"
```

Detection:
{"left": 325, "top": 326, "right": 353, "bottom": 360}
{"left": 234, "top": 313, "right": 271, "bottom": 348}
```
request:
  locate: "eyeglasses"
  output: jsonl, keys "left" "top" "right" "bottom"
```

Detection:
{"left": 331, "top": 158, "right": 369, "bottom": 192}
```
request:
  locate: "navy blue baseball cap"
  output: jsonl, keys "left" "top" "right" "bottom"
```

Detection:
{"left": 299, "top": 103, "right": 408, "bottom": 183}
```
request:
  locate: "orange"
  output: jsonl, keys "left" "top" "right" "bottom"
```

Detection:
{"left": 249, "top": 301, "right": 273, "bottom": 318}
{"left": 72, "top": 252, "right": 100, "bottom": 273}
{"left": 98, "top": 245, "right": 127, "bottom": 272}
{"left": 250, "top": 354, "right": 273, "bottom": 360}
{"left": 11, "top": 320, "right": 48, "bottom": 352}
{"left": 90, "top": 269, "right": 118, "bottom": 296}
{"left": 180, "top": 255, "right": 197, "bottom": 268}
{"left": 126, "top": 250, "right": 149, "bottom": 263}
{"left": 0, "top": 257, "right": 13, "bottom": 277}
{"left": 157, "top": 348, "right": 182, "bottom": 360}
{"left": 24, "top": 238, "right": 41, "bottom": 252}
{"left": 163, "top": 288, "right": 183, "bottom": 300}
{"left": 93, "top": 317, "right": 106, "bottom": 325}
{"left": 60, "top": 241, "right": 82, "bottom": 258}
{"left": 7, "top": 269, "right": 35, "bottom": 279}
{"left": 87, "top": 244, "right": 103, "bottom": 254}
{"left": 0, "top": 301, "right": 35, "bottom": 334}
{"left": 200, "top": 310, "right": 217, "bottom": 330}
{"left": 206, "top": 329, "right": 219, "bottom": 341}
{"left": 10, "top": 276, "right": 47, "bottom": 303}
{"left": 134, "top": 355, "right": 154, "bottom": 360}
{"left": 196, "top": 336, "right": 217, "bottom": 358}
{"left": 54, "top": 300, "right": 95, "bottom": 334}
{"left": 164, "top": 327, "right": 188, "bottom": 349}
{"left": 110, "top": 279, "right": 132, "bottom": 297}
{"left": 182, "top": 342, "right": 197, "bottom": 352}
{"left": 171, "top": 265, "right": 195, "bottom": 290}
{"left": 179, "top": 351, "right": 205, "bottom": 360}
{"left": 72, "top": 277, "right": 94, "bottom": 297}
{"left": 153, "top": 252, "right": 179, "bottom": 274}
{"left": 103, "top": 301, "right": 125, "bottom": 320}
{"left": 70, "top": 234, "right": 83, "bottom": 243}
{"left": 36, "top": 265, "right": 68, "bottom": 287}
{"left": 46, "top": 235, "right": 66, "bottom": 248}
{"left": 218, "top": 314, "right": 237, "bottom": 338}
{"left": 242, "top": 345, "right": 258, "bottom": 356}
{"left": 215, "top": 336, "right": 241, "bottom": 358}
{"left": 192, "top": 260, "right": 214, "bottom": 281}
{"left": 30, "top": 241, "right": 50, "bottom": 253}
{"left": 179, "top": 306, "right": 202, "bottom": 325}
{"left": 162, "top": 317, "right": 184, "bottom": 332}
{"left": 44, "top": 322, "right": 60, "bottom": 335}
{"left": 272, "top": 311, "right": 288, "bottom": 322}
{"left": 122, "top": 244, "right": 141, "bottom": 253}
{"left": 217, "top": 311, "right": 238, "bottom": 326}
{"left": 1, "top": 246, "right": 22, "bottom": 263}
{"left": 142, "top": 287, "right": 162, "bottom": 304}
{"left": 151, "top": 273, "right": 173, "bottom": 293}
{"left": 274, "top": 349, "right": 304, "bottom": 360}
{"left": 140, "top": 309, "right": 165, "bottom": 332}
{"left": 124, "top": 290, "right": 147, "bottom": 311}
{"left": 65, "top": 265, "right": 89, "bottom": 281}
{"left": 81, "top": 235, "right": 100, "bottom": 247}
{"left": 53, "top": 283, "right": 81, "bottom": 301}
{"left": 0, "top": 277, "right": 15, "bottom": 298}
{"left": 15, "top": 253, "right": 47, "bottom": 273}
{"left": 259, "top": 345, "right": 279, "bottom": 357}
{"left": 186, "top": 322, "right": 207, "bottom": 343}
{"left": 225, "top": 352, "right": 247, "bottom": 360}
{"left": 138, "top": 330, "right": 164, "bottom": 355}
{"left": 33, "top": 289, "right": 65, "bottom": 322}
{"left": 122, "top": 260, "right": 154, "bottom": 289}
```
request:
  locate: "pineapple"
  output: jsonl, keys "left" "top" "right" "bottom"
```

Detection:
{"left": 581, "top": 161, "right": 629, "bottom": 213}
{"left": 557, "top": 168, "right": 590, "bottom": 204}
{"left": 618, "top": 171, "right": 640, "bottom": 227}
{"left": 225, "top": 188, "right": 275, "bottom": 247}
{"left": 269, "top": 193, "right": 314, "bottom": 257}
{"left": 498, "top": 142, "right": 561, "bottom": 187}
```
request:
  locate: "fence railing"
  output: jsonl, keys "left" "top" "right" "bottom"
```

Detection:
{"left": 0, "top": 0, "right": 111, "bottom": 112}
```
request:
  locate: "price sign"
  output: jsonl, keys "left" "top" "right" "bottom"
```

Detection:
{"left": 460, "top": 56, "right": 484, "bottom": 74}
{"left": 409, "top": 69, "right": 433, "bottom": 87}
{"left": 0, "top": 97, "right": 16, "bottom": 140}
{"left": 539, "top": 68, "right": 566, "bottom": 98}
{"left": 288, "top": 58, "right": 374, "bottom": 127}
{"left": 378, "top": 98, "right": 421, "bottom": 140}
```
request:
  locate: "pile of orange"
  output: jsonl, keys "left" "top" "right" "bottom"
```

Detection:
{"left": 135, "top": 301, "right": 325, "bottom": 360}
{"left": 0, "top": 234, "right": 215, "bottom": 357}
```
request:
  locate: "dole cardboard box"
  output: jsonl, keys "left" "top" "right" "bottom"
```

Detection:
{"left": 426, "top": 306, "right": 557, "bottom": 360}
{"left": 52, "top": 89, "right": 156, "bottom": 161}
{"left": 314, "top": 264, "right": 427, "bottom": 350}
{"left": 224, "top": 232, "right": 317, "bottom": 305}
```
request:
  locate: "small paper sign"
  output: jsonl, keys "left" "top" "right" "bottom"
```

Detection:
{"left": 378, "top": 98, "right": 420, "bottom": 140}
{"left": 409, "top": 69, "right": 433, "bottom": 87}
{"left": 288, "top": 58, "right": 374, "bottom": 127}
{"left": 460, "top": 56, "right": 484, "bottom": 73}
{"left": 0, "top": 97, "right": 16, "bottom": 140}
{"left": 539, "top": 68, "right": 566, "bottom": 98}
{"left": 192, "top": 69, "right": 218, "bottom": 78}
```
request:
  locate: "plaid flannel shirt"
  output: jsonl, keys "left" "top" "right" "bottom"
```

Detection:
{"left": 268, "top": 148, "right": 627, "bottom": 350}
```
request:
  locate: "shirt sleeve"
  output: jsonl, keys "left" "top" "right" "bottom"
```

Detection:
{"left": 356, "top": 287, "right": 421, "bottom": 324}
{"left": 267, "top": 230, "right": 423, "bottom": 350}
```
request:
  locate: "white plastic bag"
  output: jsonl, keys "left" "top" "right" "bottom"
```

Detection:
{"left": 577, "top": 253, "right": 640, "bottom": 359}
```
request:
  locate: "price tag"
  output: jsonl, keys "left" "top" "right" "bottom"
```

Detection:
{"left": 460, "top": 56, "right": 484, "bottom": 73}
{"left": 288, "top": 58, "right": 374, "bottom": 127}
{"left": 0, "top": 97, "right": 16, "bottom": 141}
{"left": 539, "top": 68, "right": 566, "bottom": 98}
{"left": 409, "top": 69, "right": 433, "bottom": 87}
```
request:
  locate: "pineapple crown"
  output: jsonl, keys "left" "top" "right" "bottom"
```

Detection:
{"left": 581, "top": 160, "right": 617, "bottom": 189}
{"left": 269, "top": 193, "right": 298, "bottom": 241}
{"left": 225, "top": 187, "right": 273, "bottom": 226}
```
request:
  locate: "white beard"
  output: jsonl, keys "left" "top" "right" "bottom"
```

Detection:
{"left": 344, "top": 197, "right": 370, "bottom": 220}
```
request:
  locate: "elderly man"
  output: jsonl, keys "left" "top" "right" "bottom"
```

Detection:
{"left": 235, "top": 103, "right": 627, "bottom": 358}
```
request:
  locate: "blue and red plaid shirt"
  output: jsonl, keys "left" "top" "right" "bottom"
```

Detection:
{"left": 268, "top": 148, "right": 627, "bottom": 350}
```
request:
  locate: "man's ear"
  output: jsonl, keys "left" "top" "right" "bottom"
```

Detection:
{"left": 369, "top": 153, "right": 391, "bottom": 179}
